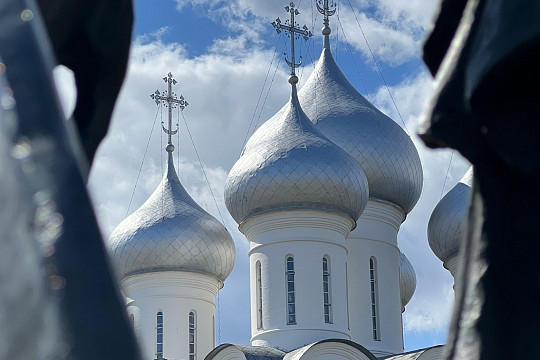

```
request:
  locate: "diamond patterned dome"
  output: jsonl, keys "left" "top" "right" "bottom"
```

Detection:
{"left": 225, "top": 86, "right": 369, "bottom": 225}
{"left": 428, "top": 167, "right": 473, "bottom": 264}
{"left": 399, "top": 252, "right": 416, "bottom": 309}
{"left": 108, "top": 153, "right": 235, "bottom": 282}
{"left": 298, "top": 45, "right": 423, "bottom": 214}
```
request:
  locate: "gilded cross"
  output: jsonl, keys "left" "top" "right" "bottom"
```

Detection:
{"left": 150, "top": 72, "right": 188, "bottom": 146}
{"left": 272, "top": 2, "right": 312, "bottom": 76}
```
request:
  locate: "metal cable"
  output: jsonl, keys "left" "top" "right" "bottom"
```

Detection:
{"left": 345, "top": 0, "right": 411, "bottom": 136}
{"left": 239, "top": 37, "right": 281, "bottom": 155}
{"left": 336, "top": 12, "right": 371, "bottom": 101}
{"left": 180, "top": 110, "right": 227, "bottom": 225}
{"left": 440, "top": 150, "right": 455, "bottom": 199}
{"left": 125, "top": 104, "right": 161, "bottom": 218}
{"left": 250, "top": 37, "right": 287, "bottom": 139}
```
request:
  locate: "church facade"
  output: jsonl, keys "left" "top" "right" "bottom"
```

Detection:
{"left": 107, "top": 2, "right": 468, "bottom": 360}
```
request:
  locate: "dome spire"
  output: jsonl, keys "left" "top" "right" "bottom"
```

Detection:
{"left": 316, "top": 0, "right": 336, "bottom": 50}
{"left": 150, "top": 72, "right": 189, "bottom": 154}
{"left": 272, "top": 2, "right": 312, "bottom": 87}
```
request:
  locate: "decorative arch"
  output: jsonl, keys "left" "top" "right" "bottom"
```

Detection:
{"left": 283, "top": 339, "right": 377, "bottom": 360}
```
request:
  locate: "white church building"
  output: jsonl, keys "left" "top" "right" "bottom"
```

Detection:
{"left": 107, "top": 2, "right": 471, "bottom": 359}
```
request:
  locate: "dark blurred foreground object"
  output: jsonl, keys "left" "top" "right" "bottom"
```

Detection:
{"left": 0, "top": 0, "right": 141, "bottom": 359}
{"left": 37, "top": 0, "right": 133, "bottom": 167}
{"left": 419, "top": 0, "right": 540, "bottom": 359}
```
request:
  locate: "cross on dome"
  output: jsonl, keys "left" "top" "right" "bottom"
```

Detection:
{"left": 150, "top": 72, "right": 188, "bottom": 152}
{"left": 316, "top": 0, "right": 336, "bottom": 31}
{"left": 272, "top": 2, "right": 312, "bottom": 84}
{"left": 316, "top": 0, "right": 336, "bottom": 49}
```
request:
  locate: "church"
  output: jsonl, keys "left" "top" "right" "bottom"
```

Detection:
{"left": 107, "top": 2, "right": 471, "bottom": 359}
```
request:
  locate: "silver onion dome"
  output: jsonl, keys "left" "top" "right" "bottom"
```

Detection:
{"left": 224, "top": 85, "right": 369, "bottom": 225}
{"left": 427, "top": 167, "right": 473, "bottom": 264}
{"left": 399, "top": 252, "right": 416, "bottom": 310}
{"left": 109, "top": 153, "right": 236, "bottom": 282}
{"left": 298, "top": 44, "right": 423, "bottom": 214}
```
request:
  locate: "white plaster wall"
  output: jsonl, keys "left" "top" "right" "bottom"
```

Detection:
{"left": 347, "top": 200, "right": 405, "bottom": 356}
{"left": 122, "top": 272, "right": 219, "bottom": 360}
{"left": 240, "top": 210, "right": 354, "bottom": 351}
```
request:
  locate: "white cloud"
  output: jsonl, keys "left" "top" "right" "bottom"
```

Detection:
{"left": 170, "top": 0, "right": 438, "bottom": 67}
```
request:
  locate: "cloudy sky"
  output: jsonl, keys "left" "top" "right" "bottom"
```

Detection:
{"left": 55, "top": 0, "right": 471, "bottom": 352}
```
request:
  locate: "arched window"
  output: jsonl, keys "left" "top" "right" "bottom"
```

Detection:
{"left": 130, "top": 313, "right": 134, "bottom": 328}
{"left": 189, "top": 311, "right": 196, "bottom": 360}
{"left": 286, "top": 256, "right": 296, "bottom": 324}
{"left": 156, "top": 311, "right": 164, "bottom": 359}
{"left": 256, "top": 261, "right": 263, "bottom": 329}
{"left": 322, "top": 256, "right": 332, "bottom": 323}
{"left": 370, "top": 257, "right": 380, "bottom": 341}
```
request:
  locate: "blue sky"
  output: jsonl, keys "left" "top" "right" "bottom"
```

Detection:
{"left": 54, "top": 0, "right": 472, "bottom": 353}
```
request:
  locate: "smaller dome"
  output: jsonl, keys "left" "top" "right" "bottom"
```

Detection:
{"left": 428, "top": 167, "right": 473, "bottom": 264}
{"left": 299, "top": 45, "right": 423, "bottom": 214}
{"left": 399, "top": 252, "right": 416, "bottom": 309}
{"left": 109, "top": 153, "right": 236, "bottom": 282}
{"left": 225, "top": 86, "right": 369, "bottom": 225}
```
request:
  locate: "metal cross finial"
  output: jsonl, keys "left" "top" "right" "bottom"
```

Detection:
{"left": 316, "top": 0, "right": 336, "bottom": 29}
{"left": 271, "top": 2, "right": 312, "bottom": 77}
{"left": 150, "top": 72, "right": 188, "bottom": 151}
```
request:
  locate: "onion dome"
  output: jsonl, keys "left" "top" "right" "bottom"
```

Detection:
{"left": 427, "top": 167, "right": 473, "bottom": 265}
{"left": 224, "top": 82, "right": 369, "bottom": 226}
{"left": 109, "top": 151, "right": 236, "bottom": 282}
{"left": 298, "top": 31, "right": 423, "bottom": 214}
{"left": 399, "top": 252, "right": 416, "bottom": 310}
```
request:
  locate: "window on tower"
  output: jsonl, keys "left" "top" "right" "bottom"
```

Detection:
{"left": 323, "top": 256, "right": 332, "bottom": 323}
{"left": 189, "top": 311, "right": 196, "bottom": 360}
{"left": 286, "top": 256, "right": 296, "bottom": 325}
{"left": 370, "top": 257, "right": 381, "bottom": 341}
{"left": 156, "top": 311, "right": 164, "bottom": 359}
{"left": 256, "top": 261, "right": 263, "bottom": 329}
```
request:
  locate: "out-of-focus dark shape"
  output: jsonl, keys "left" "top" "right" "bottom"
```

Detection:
{"left": 37, "top": 0, "right": 133, "bottom": 166}
{"left": 0, "top": 0, "right": 141, "bottom": 359}
{"left": 420, "top": 0, "right": 540, "bottom": 359}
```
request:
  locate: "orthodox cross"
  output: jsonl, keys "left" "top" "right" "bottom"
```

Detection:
{"left": 316, "top": 0, "right": 336, "bottom": 30}
{"left": 272, "top": 2, "right": 312, "bottom": 76}
{"left": 150, "top": 72, "right": 188, "bottom": 147}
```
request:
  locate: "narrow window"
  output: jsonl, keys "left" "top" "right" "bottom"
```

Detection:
{"left": 256, "top": 261, "right": 263, "bottom": 329}
{"left": 322, "top": 256, "right": 332, "bottom": 323}
{"left": 130, "top": 313, "right": 135, "bottom": 328}
{"left": 156, "top": 311, "right": 164, "bottom": 359}
{"left": 286, "top": 256, "right": 296, "bottom": 324}
{"left": 189, "top": 311, "right": 196, "bottom": 360}
{"left": 370, "top": 257, "right": 380, "bottom": 340}
{"left": 346, "top": 262, "right": 350, "bottom": 330}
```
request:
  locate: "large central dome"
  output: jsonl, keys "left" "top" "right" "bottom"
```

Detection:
{"left": 109, "top": 153, "right": 236, "bottom": 282}
{"left": 225, "top": 85, "right": 369, "bottom": 225}
{"left": 298, "top": 43, "right": 423, "bottom": 214}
